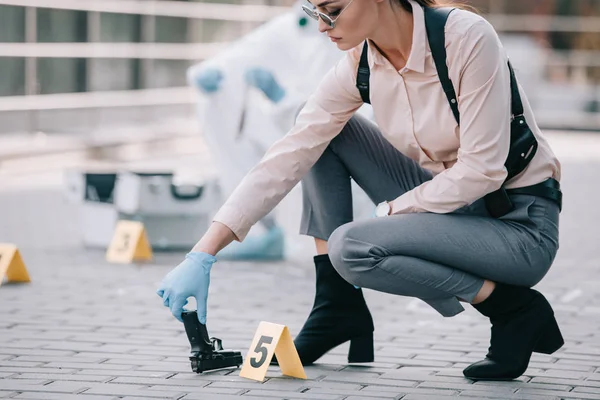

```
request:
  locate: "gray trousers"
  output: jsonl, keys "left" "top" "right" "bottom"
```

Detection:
{"left": 299, "top": 114, "right": 560, "bottom": 317}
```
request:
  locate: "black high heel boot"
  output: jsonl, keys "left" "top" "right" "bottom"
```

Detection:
{"left": 463, "top": 283, "right": 564, "bottom": 381}
{"left": 279, "top": 254, "right": 375, "bottom": 366}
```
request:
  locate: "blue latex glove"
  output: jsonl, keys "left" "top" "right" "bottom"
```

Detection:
{"left": 191, "top": 67, "right": 223, "bottom": 94}
{"left": 244, "top": 67, "right": 286, "bottom": 103}
{"left": 156, "top": 252, "right": 217, "bottom": 323}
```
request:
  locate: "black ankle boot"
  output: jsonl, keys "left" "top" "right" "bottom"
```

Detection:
{"left": 282, "top": 254, "right": 374, "bottom": 365}
{"left": 463, "top": 283, "right": 564, "bottom": 381}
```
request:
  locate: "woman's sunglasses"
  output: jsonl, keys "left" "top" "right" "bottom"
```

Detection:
{"left": 301, "top": 0, "right": 355, "bottom": 29}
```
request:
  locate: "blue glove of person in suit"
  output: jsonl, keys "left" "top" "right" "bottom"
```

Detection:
{"left": 244, "top": 67, "right": 286, "bottom": 103}
{"left": 190, "top": 67, "right": 224, "bottom": 94}
{"left": 156, "top": 252, "right": 217, "bottom": 324}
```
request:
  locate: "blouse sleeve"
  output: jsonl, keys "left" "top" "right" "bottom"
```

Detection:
{"left": 212, "top": 52, "right": 364, "bottom": 240}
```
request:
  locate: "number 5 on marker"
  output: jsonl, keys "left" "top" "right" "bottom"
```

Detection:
{"left": 240, "top": 321, "right": 306, "bottom": 382}
{"left": 250, "top": 335, "right": 273, "bottom": 368}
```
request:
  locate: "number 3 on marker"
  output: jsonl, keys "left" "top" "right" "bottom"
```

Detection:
{"left": 250, "top": 335, "right": 273, "bottom": 368}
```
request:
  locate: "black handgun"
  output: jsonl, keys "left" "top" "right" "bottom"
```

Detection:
{"left": 181, "top": 310, "right": 243, "bottom": 373}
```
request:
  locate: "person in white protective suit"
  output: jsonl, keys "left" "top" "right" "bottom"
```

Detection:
{"left": 187, "top": 0, "right": 373, "bottom": 261}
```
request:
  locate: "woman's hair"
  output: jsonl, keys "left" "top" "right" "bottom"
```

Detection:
{"left": 396, "top": 0, "right": 478, "bottom": 13}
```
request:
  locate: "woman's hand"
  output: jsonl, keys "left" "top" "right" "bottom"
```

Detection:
{"left": 156, "top": 252, "right": 216, "bottom": 324}
{"left": 156, "top": 222, "right": 237, "bottom": 324}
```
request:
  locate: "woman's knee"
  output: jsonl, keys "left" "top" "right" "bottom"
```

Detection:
{"left": 521, "top": 266, "right": 550, "bottom": 288}
{"left": 327, "top": 222, "right": 384, "bottom": 286}
{"left": 328, "top": 114, "right": 367, "bottom": 152}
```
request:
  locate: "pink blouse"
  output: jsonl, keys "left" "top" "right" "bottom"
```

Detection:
{"left": 213, "top": 0, "right": 561, "bottom": 241}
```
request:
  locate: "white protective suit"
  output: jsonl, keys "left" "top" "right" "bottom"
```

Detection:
{"left": 188, "top": 2, "right": 373, "bottom": 252}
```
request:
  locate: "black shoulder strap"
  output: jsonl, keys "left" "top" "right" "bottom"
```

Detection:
{"left": 357, "top": 41, "right": 371, "bottom": 104}
{"left": 424, "top": 7, "right": 460, "bottom": 124}
{"left": 356, "top": 6, "right": 525, "bottom": 123}
{"left": 508, "top": 61, "right": 524, "bottom": 117}
{"left": 424, "top": 6, "right": 524, "bottom": 123}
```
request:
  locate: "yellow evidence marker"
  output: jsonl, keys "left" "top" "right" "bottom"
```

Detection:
{"left": 106, "top": 220, "right": 153, "bottom": 264}
{"left": 0, "top": 244, "right": 31, "bottom": 287}
{"left": 240, "top": 321, "right": 306, "bottom": 382}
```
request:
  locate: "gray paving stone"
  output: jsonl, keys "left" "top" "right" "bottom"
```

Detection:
{"left": 516, "top": 388, "right": 600, "bottom": 399}
{"left": 0, "top": 380, "right": 83, "bottom": 393}
{"left": 0, "top": 349, "right": 75, "bottom": 357}
{"left": 102, "top": 358, "right": 171, "bottom": 366}
{"left": 12, "top": 393, "right": 117, "bottom": 400}
{"left": 67, "top": 335, "right": 156, "bottom": 346}
{"left": 73, "top": 352, "right": 160, "bottom": 360}
{"left": 360, "top": 386, "right": 458, "bottom": 396}
{"left": 167, "top": 374, "right": 255, "bottom": 383}
{"left": 575, "top": 387, "right": 600, "bottom": 395}
{"left": 0, "top": 367, "right": 79, "bottom": 374}
{"left": 322, "top": 375, "right": 416, "bottom": 388}
{"left": 135, "top": 362, "right": 191, "bottom": 373}
{"left": 15, "top": 325, "right": 95, "bottom": 333}
{"left": 416, "top": 381, "right": 515, "bottom": 393}
{"left": 41, "top": 362, "right": 134, "bottom": 370}
{"left": 11, "top": 356, "right": 106, "bottom": 364}
{"left": 205, "top": 381, "right": 273, "bottom": 390}
{"left": 305, "top": 387, "right": 398, "bottom": 398}
{"left": 75, "top": 370, "right": 172, "bottom": 378}
{"left": 0, "top": 380, "right": 49, "bottom": 390}
{"left": 179, "top": 396, "right": 247, "bottom": 400}
{"left": 343, "top": 397, "right": 400, "bottom": 400}
{"left": 147, "top": 385, "right": 242, "bottom": 395}
{"left": 379, "top": 370, "right": 467, "bottom": 383}
{"left": 458, "top": 392, "right": 559, "bottom": 400}
{"left": 82, "top": 383, "right": 185, "bottom": 398}
{"left": 552, "top": 354, "right": 600, "bottom": 362}
{"left": 41, "top": 343, "right": 104, "bottom": 352}
{"left": 557, "top": 359, "right": 600, "bottom": 368}
{"left": 413, "top": 354, "right": 479, "bottom": 363}
{"left": 472, "top": 380, "right": 573, "bottom": 391}
{"left": 110, "top": 376, "right": 210, "bottom": 387}
{"left": 526, "top": 369, "right": 594, "bottom": 380}
{"left": 240, "top": 389, "right": 340, "bottom": 399}
{"left": 12, "top": 373, "right": 112, "bottom": 382}
{"left": 263, "top": 379, "right": 362, "bottom": 391}
{"left": 541, "top": 362, "right": 596, "bottom": 372}
{"left": 0, "top": 361, "right": 44, "bottom": 368}
{"left": 392, "top": 358, "right": 453, "bottom": 368}
{"left": 530, "top": 377, "right": 600, "bottom": 388}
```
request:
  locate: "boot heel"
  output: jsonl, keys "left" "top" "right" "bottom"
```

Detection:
{"left": 534, "top": 316, "right": 564, "bottom": 354}
{"left": 348, "top": 332, "right": 374, "bottom": 363}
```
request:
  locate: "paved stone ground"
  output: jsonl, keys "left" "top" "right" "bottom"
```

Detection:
{"left": 1, "top": 133, "right": 600, "bottom": 399}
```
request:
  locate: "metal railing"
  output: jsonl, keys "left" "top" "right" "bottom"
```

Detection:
{"left": 0, "top": 0, "right": 598, "bottom": 132}
{"left": 0, "top": 0, "right": 289, "bottom": 21}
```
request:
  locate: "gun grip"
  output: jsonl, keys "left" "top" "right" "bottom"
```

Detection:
{"left": 182, "top": 310, "right": 212, "bottom": 355}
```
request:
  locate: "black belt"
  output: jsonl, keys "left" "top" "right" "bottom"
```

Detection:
{"left": 484, "top": 178, "right": 562, "bottom": 218}
{"left": 506, "top": 178, "right": 562, "bottom": 212}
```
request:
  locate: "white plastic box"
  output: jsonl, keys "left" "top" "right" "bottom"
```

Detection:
{"left": 113, "top": 171, "right": 216, "bottom": 216}
{"left": 64, "top": 170, "right": 220, "bottom": 250}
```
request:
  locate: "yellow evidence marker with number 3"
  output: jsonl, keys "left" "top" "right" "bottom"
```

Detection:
{"left": 106, "top": 220, "right": 153, "bottom": 264}
{"left": 0, "top": 244, "right": 31, "bottom": 287}
{"left": 240, "top": 321, "right": 306, "bottom": 382}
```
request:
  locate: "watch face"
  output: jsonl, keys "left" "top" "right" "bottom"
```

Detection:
{"left": 376, "top": 202, "right": 389, "bottom": 217}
